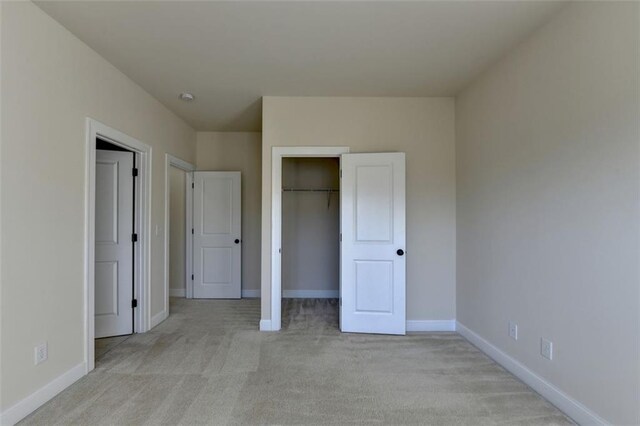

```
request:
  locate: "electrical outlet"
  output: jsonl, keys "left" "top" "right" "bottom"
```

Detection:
{"left": 540, "top": 338, "right": 553, "bottom": 360}
{"left": 34, "top": 342, "right": 48, "bottom": 365}
{"left": 508, "top": 321, "right": 518, "bottom": 340}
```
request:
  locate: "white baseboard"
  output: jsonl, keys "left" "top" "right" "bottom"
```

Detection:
{"left": 0, "top": 362, "right": 86, "bottom": 426}
{"left": 406, "top": 319, "right": 456, "bottom": 332}
{"left": 259, "top": 319, "right": 273, "bottom": 331}
{"left": 242, "top": 289, "right": 261, "bottom": 298}
{"left": 150, "top": 310, "right": 169, "bottom": 329}
{"left": 456, "top": 322, "right": 607, "bottom": 425}
{"left": 282, "top": 290, "right": 339, "bottom": 298}
{"left": 169, "top": 288, "right": 185, "bottom": 297}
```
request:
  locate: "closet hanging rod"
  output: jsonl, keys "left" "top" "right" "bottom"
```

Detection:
{"left": 282, "top": 188, "right": 339, "bottom": 193}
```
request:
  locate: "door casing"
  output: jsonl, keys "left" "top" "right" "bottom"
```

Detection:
{"left": 85, "top": 118, "right": 151, "bottom": 373}
{"left": 163, "top": 154, "right": 195, "bottom": 305}
{"left": 266, "top": 146, "right": 350, "bottom": 331}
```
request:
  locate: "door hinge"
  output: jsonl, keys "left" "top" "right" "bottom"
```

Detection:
{"left": 340, "top": 169, "right": 342, "bottom": 178}
{"left": 192, "top": 182, "right": 194, "bottom": 189}
{"left": 191, "top": 274, "right": 194, "bottom": 280}
{"left": 340, "top": 233, "right": 342, "bottom": 242}
{"left": 132, "top": 167, "right": 139, "bottom": 177}
{"left": 191, "top": 228, "right": 194, "bottom": 234}
{"left": 131, "top": 299, "right": 138, "bottom": 308}
{"left": 131, "top": 233, "right": 138, "bottom": 242}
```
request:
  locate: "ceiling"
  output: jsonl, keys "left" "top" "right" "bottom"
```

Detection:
{"left": 36, "top": 1, "right": 566, "bottom": 131}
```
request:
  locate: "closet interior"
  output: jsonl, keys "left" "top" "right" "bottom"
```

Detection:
{"left": 281, "top": 157, "right": 340, "bottom": 327}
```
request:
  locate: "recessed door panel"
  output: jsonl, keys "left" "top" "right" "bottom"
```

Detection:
{"left": 193, "top": 172, "right": 242, "bottom": 299}
{"left": 202, "top": 178, "right": 233, "bottom": 235}
{"left": 95, "top": 161, "right": 118, "bottom": 244}
{"left": 202, "top": 247, "right": 232, "bottom": 284}
{"left": 355, "top": 165, "right": 393, "bottom": 243}
{"left": 355, "top": 260, "right": 393, "bottom": 313}
{"left": 95, "top": 261, "right": 118, "bottom": 316}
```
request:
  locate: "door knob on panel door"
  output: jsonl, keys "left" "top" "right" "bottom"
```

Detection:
{"left": 235, "top": 239, "right": 240, "bottom": 244}
{"left": 396, "top": 249, "right": 404, "bottom": 256}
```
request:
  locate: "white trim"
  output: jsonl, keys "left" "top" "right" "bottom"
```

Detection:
{"left": 150, "top": 310, "right": 169, "bottom": 329}
{"left": 166, "top": 154, "right": 196, "bottom": 173}
{"left": 169, "top": 288, "right": 186, "bottom": 298}
{"left": 242, "top": 289, "right": 261, "bottom": 298}
{"left": 269, "top": 146, "right": 350, "bottom": 332}
{"left": 406, "top": 320, "right": 456, "bottom": 332}
{"left": 259, "top": 319, "right": 274, "bottom": 331}
{"left": 163, "top": 154, "right": 196, "bottom": 315}
{"left": 456, "top": 322, "right": 607, "bottom": 426}
{"left": 85, "top": 118, "right": 152, "bottom": 373}
{"left": 282, "top": 290, "right": 339, "bottom": 299}
{"left": 185, "top": 172, "right": 194, "bottom": 299}
{"left": 0, "top": 362, "right": 86, "bottom": 426}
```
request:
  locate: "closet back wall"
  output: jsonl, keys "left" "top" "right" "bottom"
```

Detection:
{"left": 282, "top": 158, "right": 340, "bottom": 297}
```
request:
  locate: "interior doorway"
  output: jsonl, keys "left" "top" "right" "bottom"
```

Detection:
{"left": 163, "top": 154, "right": 195, "bottom": 305}
{"left": 168, "top": 166, "right": 187, "bottom": 298}
{"left": 281, "top": 157, "right": 340, "bottom": 329}
{"left": 268, "top": 147, "right": 406, "bottom": 335}
{"left": 85, "top": 118, "right": 152, "bottom": 373}
{"left": 268, "top": 146, "right": 349, "bottom": 331}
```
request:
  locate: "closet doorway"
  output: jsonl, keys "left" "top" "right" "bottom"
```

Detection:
{"left": 270, "top": 147, "right": 349, "bottom": 331}
{"left": 282, "top": 157, "right": 340, "bottom": 328}
{"left": 269, "top": 147, "right": 407, "bottom": 335}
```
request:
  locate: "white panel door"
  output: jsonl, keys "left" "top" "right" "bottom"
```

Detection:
{"left": 193, "top": 172, "right": 241, "bottom": 298}
{"left": 340, "top": 153, "right": 406, "bottom": 335}
{"left": 95, "top": 150, "right": 134, "bottom": 338}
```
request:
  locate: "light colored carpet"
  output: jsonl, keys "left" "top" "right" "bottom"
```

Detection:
{"left": 21, "top": 298, "right": 573, "bottom": 425}
{"left": 95, "top": 335, "right": 132, "bottom": 360}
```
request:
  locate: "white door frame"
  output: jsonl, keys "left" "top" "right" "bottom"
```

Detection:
{"left": 268, "top": 146, "right": 350, "bottom": 331}
{"left": 84, "top": 118, "right": 152, "bottom": 373}
{"left": 164, "top": 155, "right": 196, "bottom": 305}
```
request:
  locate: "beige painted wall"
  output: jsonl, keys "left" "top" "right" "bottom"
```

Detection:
{"left": 456, "top": 2, "right": 639, "bottom": 424}
{"left": 196, "top": 132, "right": 262, "bottom": 293}
{"left": 262, "top": 97, "right": 456, "bottom": 321}
{"left": 0, "top": 3, "right": 4, "bottom": 411}
{"left": 282, "top": 158, "right": 340, "bottom": 294}
{"left": 169, "top": 167, "right": 186, "bottom": 293}
{"left": 0, "top": 2, "right": 195, "bottom": 412}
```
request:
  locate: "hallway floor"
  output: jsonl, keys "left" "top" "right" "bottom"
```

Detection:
{"left": 21, "top": 298, "right": 572, "bottom": 425}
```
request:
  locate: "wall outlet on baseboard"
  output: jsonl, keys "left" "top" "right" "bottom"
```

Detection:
{"left": 508, "top": 321, "right": 518, "bottom": 340}
{"left": 35, "top": 342, "right": 48, "bottom": 365}
{"left": 540, "top": 338, "right": 553, "bottom": 360}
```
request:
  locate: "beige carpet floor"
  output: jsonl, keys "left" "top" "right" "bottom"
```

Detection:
{"left": 21, "top": 298, "right": 573, "bottom": 425}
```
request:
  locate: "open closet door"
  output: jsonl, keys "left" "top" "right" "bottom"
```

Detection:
{"left": 340, "top": 153, "right": 406, "bottom": 335}
{"left": 193, "top": 171, "right": 242, "bottom": 299}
